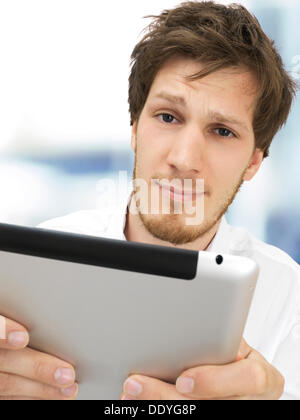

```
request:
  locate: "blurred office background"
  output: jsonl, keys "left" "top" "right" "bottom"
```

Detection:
{"left": 0, "top": 0, "right": 299, "bottom": 262}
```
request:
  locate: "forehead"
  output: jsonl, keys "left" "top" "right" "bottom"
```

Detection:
{"left": 148, "top": 56, "right": 259, "bottom": 112}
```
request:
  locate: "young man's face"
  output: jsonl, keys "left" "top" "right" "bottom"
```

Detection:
{"left": 130, "top": 56, "right": 263, "bottom": 245}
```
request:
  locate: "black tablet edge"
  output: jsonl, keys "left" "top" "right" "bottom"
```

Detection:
{"left": 0, "top": 222, "right": 199, "bottom": 280}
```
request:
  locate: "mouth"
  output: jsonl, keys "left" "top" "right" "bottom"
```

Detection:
{"left": 154, "top": 180, "right": 204, "bottom": 202}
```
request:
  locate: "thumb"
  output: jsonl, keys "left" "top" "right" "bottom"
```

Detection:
{"left": 235, "top": 338, "right": 252, "bottom": 361}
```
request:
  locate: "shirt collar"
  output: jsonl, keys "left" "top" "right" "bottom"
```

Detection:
{"left": 205, "top": 216, "right": 231, "bottom": 254}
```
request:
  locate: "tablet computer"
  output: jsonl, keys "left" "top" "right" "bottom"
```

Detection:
{"left": 0, "top": 222, "right": 259, "bottom": 400}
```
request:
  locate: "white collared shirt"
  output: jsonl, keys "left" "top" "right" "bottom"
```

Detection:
{"left": 37, "top": 189, "right": 300, "bottom": 400}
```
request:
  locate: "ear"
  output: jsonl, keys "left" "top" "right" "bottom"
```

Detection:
{"left": 243, "top": 148, "right": 264, "bottom": 181}
{"left": 131, "top": 120, "right": 138, "bottom": 153}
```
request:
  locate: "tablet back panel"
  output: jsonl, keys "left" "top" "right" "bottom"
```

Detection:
{"left": 0, "top": 223, "right": 258, "bottom": 400}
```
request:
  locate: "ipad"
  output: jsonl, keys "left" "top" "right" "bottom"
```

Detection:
{"left": 0, "top": 222, "right": 259, "bottom": 400}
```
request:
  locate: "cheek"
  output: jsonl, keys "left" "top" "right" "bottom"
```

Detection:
{"left": 136, "top": 125, "right": 170, "bottom": 169}
{"left": 210, "top": 151, "right": 248, "bottom": 185}
{"left": 135, "top": 140, "right": 156, "bottom": 179}
{"left": 140, "top": 115, "right": 174, "bottom": 149}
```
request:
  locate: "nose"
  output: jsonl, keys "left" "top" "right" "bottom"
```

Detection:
{"left": 166, "top": 124, "right": 205, "bottom": 175}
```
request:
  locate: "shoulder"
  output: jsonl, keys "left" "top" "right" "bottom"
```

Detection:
{"left": 250, "top": 234, "right": 299, "bottom": 273}
{"left": 229, "top": 224, "right": 300, "bottom": 352}
{"left": 228, "top": 223, "right": 300, "bottom": 296}
{"left": 36, "top": 209, "right": 113, "bottom": 237}
{"left": 227, "top": 222, "right": 299, "bottom": 271}
{"left": 36, "top": 188, "right": 132, "bottom": 238}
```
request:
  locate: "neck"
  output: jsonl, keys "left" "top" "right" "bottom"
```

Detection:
{"left": 124, "top": 196, "right": 221, "bottom": 251}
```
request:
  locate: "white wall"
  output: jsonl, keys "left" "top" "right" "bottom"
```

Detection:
{"left": 0, "top": 0, "right": 255, "bottom": 155}
{"left": 1, "top": 0, "right": 218, "bottom": 154}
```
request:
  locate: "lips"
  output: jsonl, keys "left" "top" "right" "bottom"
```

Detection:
{"left": 154, "top": 180, "right": 204, "bottom": 202}
{"left": 156, "top": 181, "right": 203, "bottom": 196}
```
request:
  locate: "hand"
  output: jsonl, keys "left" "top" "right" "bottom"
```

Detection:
{"left": 119, "top": 339, "right": 285, "bottom": 400}
{"left": 0, "top": 315, "right": 78, "bottom": 400}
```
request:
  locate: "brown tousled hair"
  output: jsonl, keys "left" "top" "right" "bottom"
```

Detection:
{"left": 128, "top": 1, "right": 298, "bottom": 158}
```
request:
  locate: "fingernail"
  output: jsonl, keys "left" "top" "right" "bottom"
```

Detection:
{"left": 55, "top": 368, "right": 75, "bottom": 385}
{"left": 8, "top": 331, "right": 28, "bottom": 347}
{"left": 123, "top": 378, "right": 143, "bottom": 397}
{"left": 61, "top": 383, "right": 78, "bottom": 398}
{"left": 121, "top": 395, "right": 135, "bottom": 400}
{"left": 176, "top": 376, "right": 195, "bottom": 394}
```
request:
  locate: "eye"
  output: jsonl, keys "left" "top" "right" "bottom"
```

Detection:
{"left": 155, "top": 113, "right": 237, "bottom": 138}
{"left": 156, "top": 113, "right": 178, "bottom": 124}
{"left": 213, "top": 127, "right": 236, "bottom": 138}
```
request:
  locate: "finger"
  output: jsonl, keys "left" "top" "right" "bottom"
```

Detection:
{"left": 0, "top": 316, "right": 29, "bottom": 350}
{"left": 0, "top": 372, "right": 78, "bottom": 400}
{"left": 121, "top": 375, "right": 190, "bottom": 400}
{"left": 0, "top": 347, "right": 76, "bottom": 389}
{"left": 175, "top": 358, "right": 267, "bottom": 399}
{"left": 212, "top": 395, "right": 257, "bottom": 400}
{"left": 0, "top": 397, "right": 41, "bottom": 400}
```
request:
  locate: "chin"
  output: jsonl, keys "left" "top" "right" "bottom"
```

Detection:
{"left": 139, "top": 211, "right": 213, "bottom": 245}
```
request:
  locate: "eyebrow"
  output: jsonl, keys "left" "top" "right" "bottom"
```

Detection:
{"left": 151, "top": 91, "right": 250, "bottom": 133}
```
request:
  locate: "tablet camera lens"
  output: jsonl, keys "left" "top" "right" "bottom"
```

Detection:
{"left": 216, "top": 255, "right": 223, "bottom": 265}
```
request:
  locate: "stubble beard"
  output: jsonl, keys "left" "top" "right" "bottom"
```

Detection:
{"left": 131, "top": 152, "right": 246, "bottom": 246}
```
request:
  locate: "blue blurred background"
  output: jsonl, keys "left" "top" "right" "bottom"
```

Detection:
{"left": 0, "top": 0, "right": 299, "bottom": 262}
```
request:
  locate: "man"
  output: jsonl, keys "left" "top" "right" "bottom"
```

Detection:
{"left": 0, "top": 1, "right": 299, "bottom": 400}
